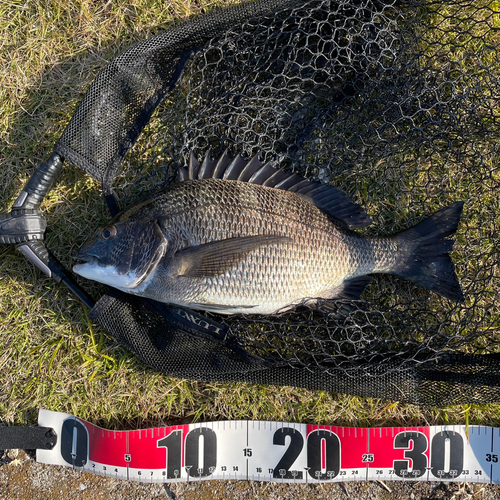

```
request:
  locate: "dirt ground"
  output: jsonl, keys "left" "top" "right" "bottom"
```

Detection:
{"left": 1, "top": 450, "right": 499, "bottom": 500}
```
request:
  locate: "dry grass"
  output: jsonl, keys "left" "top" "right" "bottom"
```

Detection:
{"left": 0, "top": 0, "right": 499, "bottom": 434}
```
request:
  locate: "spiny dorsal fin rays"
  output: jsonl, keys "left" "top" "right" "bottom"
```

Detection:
{"left": 177, "top": 168, "right": 189, "bottom": 181}
{"left": 188, "top": 151, "right": 200, "bottom": 179}
{"left": 236, "top": 155, "right": 264, "bottom": 182}
{"left": 248, "top": 162, "right": 280, "bottom": 185}
{"left": 260, "top": 168, "right": 293, "bottom": 188}
{"left": 273, "top": 173, "right": 304, "bottom": 190}
{"left": 177, "top": 151, "right": 200, "bottom": 181}
{"left": 198, "top": 150, "right": 217, "bottom": 179}
{"left": 177, "top": 165, "right": 189, "bottom": 181}
{"left": 223, "top": 155, "right": 248, "bottom": 180}
{"left": 212, "top": 150, "right": 232, "bottom": 179}
{"left": 178, "top": 151, "right": 214, "bottom": 180}
{"left": 177, "top": 151, "right": 372, "bottom": 228}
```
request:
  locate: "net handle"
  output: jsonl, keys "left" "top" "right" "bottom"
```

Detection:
{"left": 1, "top": 152, "right": 95, "bottom": 309}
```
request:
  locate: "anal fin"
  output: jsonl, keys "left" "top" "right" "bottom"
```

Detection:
{"left": 318, "top": 276, "right": 372, "bottom": 318}
{"left": 331, "top": 275, "right": 373, "bottom": 302}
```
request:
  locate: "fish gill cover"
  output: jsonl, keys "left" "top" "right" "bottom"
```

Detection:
{"left": 55, "top": 0, "right": 500, "bottom": 405}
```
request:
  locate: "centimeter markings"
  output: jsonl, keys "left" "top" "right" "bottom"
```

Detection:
{"left": 36, "top": 410, "right": 500, "bottom": 485}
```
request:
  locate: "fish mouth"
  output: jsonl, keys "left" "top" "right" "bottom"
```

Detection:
{"left": 72, "top": 249, "right": 100, "bottom": 263}
{"left": 72, "top": 258, "right": 96, "bottom": 275}
{"left": 72, "top": 255, "right": 92, "bottom": 264}
{"left": 72, "top": 251, "right": 100, "bottom": 277}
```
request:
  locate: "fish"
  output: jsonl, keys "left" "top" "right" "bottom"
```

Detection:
{"left": 73, "top": 151, "right": 465, "bottom": 315}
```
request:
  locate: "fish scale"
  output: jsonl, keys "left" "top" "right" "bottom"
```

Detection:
{"left": 134, "top": 179, "right": 389, "bottom": 314}
{"left": 73, "top": 153, "right": 464, "bottom": 314}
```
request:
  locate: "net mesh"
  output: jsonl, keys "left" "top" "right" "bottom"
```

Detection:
{"left": 56, "top": 0, "right": 500, "bottom": 405}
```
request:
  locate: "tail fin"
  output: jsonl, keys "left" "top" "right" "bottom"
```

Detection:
{"left": 393, "top": 201, "right": 465, "bottom": 302}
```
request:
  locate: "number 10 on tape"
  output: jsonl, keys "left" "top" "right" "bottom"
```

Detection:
{"left": 37, "top": 410, "right": 500, "bottom": 484}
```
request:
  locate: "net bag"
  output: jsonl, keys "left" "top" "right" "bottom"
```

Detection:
{"left": 7, "top": 0, "right": 500, "bottom": 405}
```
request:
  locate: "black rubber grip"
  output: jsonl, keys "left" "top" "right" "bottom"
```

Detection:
{"left": 0, "top": 209, "right": 46, "bottom": 244}
{"left": 23, "top": 153, "right": 64, "bottom": 209}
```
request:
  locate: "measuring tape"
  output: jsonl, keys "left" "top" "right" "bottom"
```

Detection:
{"left": 35, "top": 410, "right": 500, "bottom": 484}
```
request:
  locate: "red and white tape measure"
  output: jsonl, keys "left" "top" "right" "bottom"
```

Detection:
{"left": 37, "top": 410, "right": 500, "bottom": 484}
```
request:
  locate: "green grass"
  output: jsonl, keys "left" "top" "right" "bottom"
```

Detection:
{"left": 1, "top": 0, "right": 499, "bottom": 435}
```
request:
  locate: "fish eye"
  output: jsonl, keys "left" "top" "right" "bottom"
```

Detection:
{"left": 101, "top": 226, "right": 117, "bottom": 240}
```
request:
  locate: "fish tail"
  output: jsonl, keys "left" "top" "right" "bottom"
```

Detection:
{"left": 392, "top": 201, "right": 465, "bottom": 302}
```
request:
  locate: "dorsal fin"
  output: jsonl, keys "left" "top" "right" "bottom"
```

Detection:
{"left": 198, "top": 150, "right": 217, "bottom": 179}
{"left": 177, "top": 152, "right": 372, "bottom": 228}
{"left": 223, "top": 155, "right": 248, "bottom": 180}
{"left": 188, "top": 151, "right": 200, "bottom": 179}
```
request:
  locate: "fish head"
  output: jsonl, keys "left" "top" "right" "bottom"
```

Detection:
{"left": 73, "top": 218, "right": 167, "bottom": 289}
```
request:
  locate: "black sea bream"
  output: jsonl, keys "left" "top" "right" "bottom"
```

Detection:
{"left": 73, "top": 152, "right": 464, "bottom": 314}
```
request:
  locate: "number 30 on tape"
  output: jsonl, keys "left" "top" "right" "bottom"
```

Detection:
{"left": 37, "top": 410, "right": 500, "bottom": 484}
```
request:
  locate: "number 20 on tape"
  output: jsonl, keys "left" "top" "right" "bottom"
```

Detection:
{"left": 37, "top": 410, "right": 500, "bottom": 484}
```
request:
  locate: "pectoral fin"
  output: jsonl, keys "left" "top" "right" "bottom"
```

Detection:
{"left": 175, "top": 235, "right": 290, "bottom": 278}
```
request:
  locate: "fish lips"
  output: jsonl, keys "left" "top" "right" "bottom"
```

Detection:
{"left": 72, "top": 245, "right": 106, "bottom": 273}
{"left": 72, "top": 255, "right": 141, "bottom": 289}
{"left": 72, "top": 248, "right": 100, "bottom": 262}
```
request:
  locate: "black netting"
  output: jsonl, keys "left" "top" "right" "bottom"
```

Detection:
{"left": 90, "top": 289, "right": 500, "bottom": 406}
{"left": 59, "top": 0, "right": 500, "bottom": 405}
{"left": 55, "top": 0, "right": 308, "bottom": 188}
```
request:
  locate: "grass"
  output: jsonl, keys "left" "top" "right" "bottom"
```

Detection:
{"left": 0, "top": 0, "right": 499, "bottom": 438}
